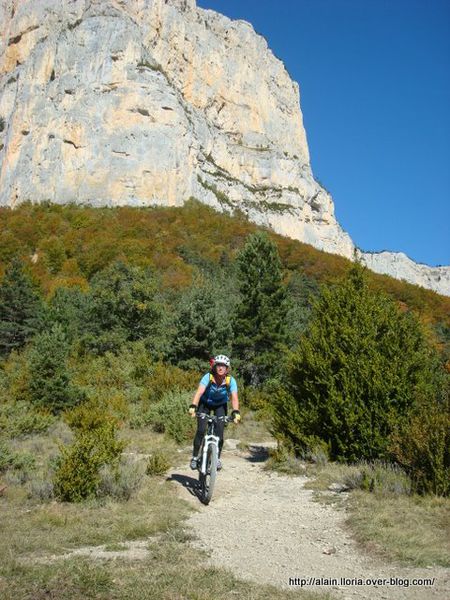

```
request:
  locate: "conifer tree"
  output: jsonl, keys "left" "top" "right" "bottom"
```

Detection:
{"left": 48, "top": 286, "right": 92, "bottom": 343}
{"left": 233, "top": 232, "right": 287, "bottom": 386}
{"left": 86, "top": 261, "right": 163, "bottom": 352}
{"left": 272, "top": 263, "right": 444, "bottom": 462}
{"left": 28, "top": 324, "right": 81, "bottom": 413}
{"left": 170, "top": 281, "right": 232, "bottom": 371}
{"left": 0, "top": 257, "right": 43, "bottom": 356}
{"left": 285, "top": 271, "right": 319, "bottom": 346}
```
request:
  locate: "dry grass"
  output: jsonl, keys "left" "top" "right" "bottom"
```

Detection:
{"left": 303, "top": 462, "right": 362, "bottom": 491}
{"left": 1, "top": 481, "right": 191, "bottom": 557}
{"left": 347, "top": 492, "right": 450, "bottom": 567}
{"left": 265, "top": 455, "right": 450, "bottom": 567}
{"left": 301, "top": 461, "right": 450, "bottom": 567}
{"left": 0, "top": 537, "right": 331, "bottom": 600}
{"left": 0, "top": 425, "right": 329, "bottom": 600}
{"left": 228, "top": 409, "right": 274, "bottom": 444}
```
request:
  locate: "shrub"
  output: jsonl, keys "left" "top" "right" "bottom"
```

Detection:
{"left": 0, "top": 400, "right": 55, "bottom": 438}
{"left": 27, "top": 475, "right": 55, "bottom": 502}
{"left": 146, "top": 450, "right": 171, "bottom": 476}
{"left": 72, "top": 347, "right": 145, "bottom": 411}
{"left": 148, "top": 389, "right": 195, "bottom": 443}
{"left": 54, "top": 433, "right": 107, "bottom": 502}
{"left": 128, "top": 404, "right": 153, "bottom": 429}
{"left": 342, "top": 461, "right": 412, "bottom": 496}
{"left": 303, "top": 441, "right": 329, "bottom": 466}
{"left": 264, "top": 445, "right": 306, "bottom": 476}
{"left": 0, "top": 441, "right": 36, "bottom": 475}
{"left": 128, "top": 362, "right": 198, "bottom": 428}
{"left": 64, "top": 397, "right": 124, "bottom": 432}
{"left": 98, "top": 456, "right": 144, "bottom": 500}
{"left": 390, "top": 381, "right": 450, "bottom": 496}
{"left": 0, "top": 348, "right": 33, "bottom": 404}
{"left": 54, "top": 404, "right": 126, "bottom": 502}
{"left": 145, "top": 362, "right": 198, "bottom": 404}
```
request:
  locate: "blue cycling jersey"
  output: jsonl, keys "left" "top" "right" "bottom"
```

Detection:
{"left": 199, "top": 373, "right": 237, "bottom": 406}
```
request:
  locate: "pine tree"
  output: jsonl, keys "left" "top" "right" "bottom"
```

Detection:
{"left": 272, "top": 263, "right": 444, "bottom": 462}
{"left": 28, "top": 324, "right": 81, "bottom": 413}
{"left": 86, "top": 261, "right": 163, "bottom": 352}
{"left": 285, "top": 271, "right": 319, "bottom": 346}
{"left": 47, "top": 286, "right": 92, "bottom": 343}
{"left": 170, "top": 281, "right": 232, "bottom": 371}
{"left": 0, "top": 257, "right": 43, "bottom": 356}
{"left": 233, "top": 232, "right": 287, "bottom": 386}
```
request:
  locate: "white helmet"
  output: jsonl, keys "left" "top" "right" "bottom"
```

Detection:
{"left": 214, "top": 354, "right": 230, "bottom": 368}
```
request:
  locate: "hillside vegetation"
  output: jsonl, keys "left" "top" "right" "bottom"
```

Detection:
{"left": 0, "top": 200, "right": 449, "bottom": 597}
{"left": 0, "top": 200, "right": 449, "bottom": 328}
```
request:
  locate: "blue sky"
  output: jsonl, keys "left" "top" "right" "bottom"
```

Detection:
{"left": 196, "top": 0, "right": 450, "bottom": 267}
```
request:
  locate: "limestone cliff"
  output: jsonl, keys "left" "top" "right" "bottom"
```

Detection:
{"left": 0, "top": 0, "right": 448, "bottom": 295}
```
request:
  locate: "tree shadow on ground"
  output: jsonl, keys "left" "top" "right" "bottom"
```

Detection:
{"left": 244, "top": 444, "right": 270, "bottom": 463}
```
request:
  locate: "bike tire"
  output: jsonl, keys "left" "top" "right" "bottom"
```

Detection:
{"left": 202, "top": 443, "right": 218, "bottom": 505}
{"left": 197, "top": 440, "right": 205, "bottom": 492}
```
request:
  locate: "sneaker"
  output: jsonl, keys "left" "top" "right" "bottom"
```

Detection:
{"left": 190, "top": 457, "right": 198, "bottom": 470}
{"left": 217, "top": 459, "right": 222, "bottom": 471}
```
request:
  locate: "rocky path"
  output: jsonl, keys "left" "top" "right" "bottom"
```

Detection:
{"left": 170, "top": 443, "right": 449, "bottom": 600}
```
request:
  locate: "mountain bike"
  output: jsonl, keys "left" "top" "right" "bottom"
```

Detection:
{"left": 196, "top": 413, "right": 233, "bottom": 505}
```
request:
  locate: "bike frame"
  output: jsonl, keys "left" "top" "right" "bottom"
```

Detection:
{"left": 196, "top": 413, "right": 232, "bottom": 504}
{"left": 198, "top": 415, "right": 222, "bottom": 475}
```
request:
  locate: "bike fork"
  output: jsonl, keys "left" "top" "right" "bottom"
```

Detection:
{"left": 200, "top": 434, "right": 219, "bottom": 473}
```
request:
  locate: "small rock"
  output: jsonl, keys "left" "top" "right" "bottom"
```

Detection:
{"left": 322, "top": 547, "right": 336, "bottom": 555}
{"left": 328, "top": 482, "right": 350, "bottom": 492}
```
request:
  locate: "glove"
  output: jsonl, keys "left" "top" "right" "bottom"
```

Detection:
{"left": 231, "top": 410, "right": 241, "bottom": 424}
{"left": 188, "top": 404, "right": 197, "bottom": 417}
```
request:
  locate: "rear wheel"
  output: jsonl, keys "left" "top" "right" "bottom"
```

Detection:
{"left": 202, "top": 443, "right": 217, "bottom": 505}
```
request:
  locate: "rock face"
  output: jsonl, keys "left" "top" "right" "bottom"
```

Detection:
{"left": 356, "top": 250, "right": 450, "bottom": 296}
{"left": 0, "top": 0, "right": 448, "bottom": 295}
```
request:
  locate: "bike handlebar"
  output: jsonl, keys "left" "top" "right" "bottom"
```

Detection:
{"left": 196, "top": 413, "right": 234, "bottom": 423}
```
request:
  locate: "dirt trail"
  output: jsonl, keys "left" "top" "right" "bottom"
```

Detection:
{"left": 170, "top": 443, "right": 449, "bottom": 600}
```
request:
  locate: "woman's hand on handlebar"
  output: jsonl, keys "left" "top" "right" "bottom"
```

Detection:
{"left": 231, "top": 410, "right": 241, "bottom": 424}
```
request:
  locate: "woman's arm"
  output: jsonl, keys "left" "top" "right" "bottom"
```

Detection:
{"left": 192, "top": 384, "right": 207, "bottom": 407}
{"left": 230, "top": 390, "right": 239, "bottom": 412}
{"left": 189, "top": 384, "right": 206, "bottom": 417}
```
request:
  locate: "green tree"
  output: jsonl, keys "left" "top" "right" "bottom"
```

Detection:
{"left": 47, "top": 286, "right": 92, "bottom": 343}
{"left": 169, "top": 280, "right": 232, "bottom": 370}
{"left": 233, "top": 232, "right": 287, "bottom": 385}
{"left": 85, "top": 261, "right": 163, "bottom": 353}
{"left": 28, "top": 324, "right": 81, "bottom": 413}
{"left": 272, "top": 263, "right": 444, "bottom": 463}
{"left": 0, "top": 258, "right": 43, "bottom": 356}
{"left": 390, "top": 374, "right": 449, "bottom": 496}
{"left": 40, "top": 236, "right": 67, "bottom": 274}
{"left": 285, "top": 271, "right": 319, "bottom": 347}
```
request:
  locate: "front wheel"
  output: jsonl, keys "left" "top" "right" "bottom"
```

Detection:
{"left": 201, "top": 443, "right": 217, "bottom": 505}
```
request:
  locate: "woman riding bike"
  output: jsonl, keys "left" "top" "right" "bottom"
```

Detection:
{"left": 188, "top": 354, "right": 240, "bottom": 471}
